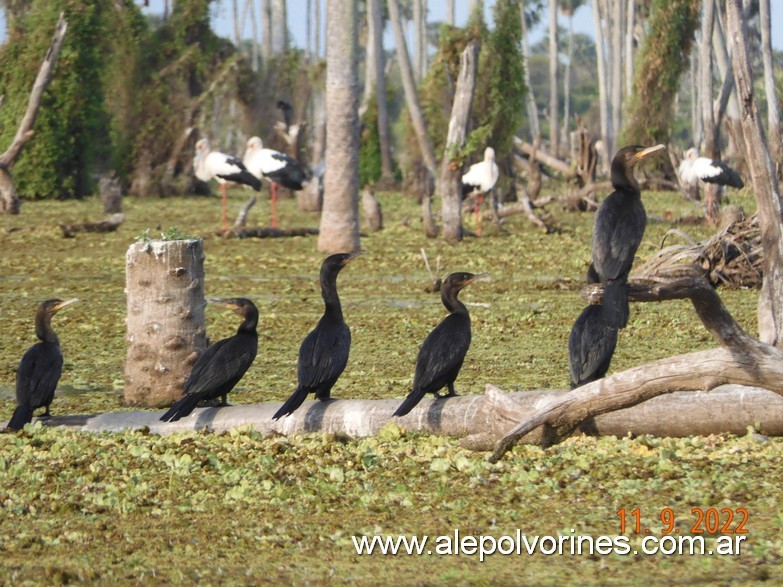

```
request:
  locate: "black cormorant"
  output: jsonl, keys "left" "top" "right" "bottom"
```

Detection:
{"left": 272, "top": 251, "right": 363, "bottom": 420}
{"left": 592, "top": 144, "right": 665, "bottom": 328}
{"left": 160, "top": 298, "right": 259, "bottom": 422}
{"left": 7, "top": 298, "right": 78, "bottom": 431}
{"left": 393, "top": 272, "right": 488, "bottom": 418}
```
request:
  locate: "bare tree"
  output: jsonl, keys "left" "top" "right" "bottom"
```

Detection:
{"left": 261, "top": 0, "right": 272, "bottom": 61}
{"left": 759, "top": 0, "right": 782, "bottom": 177}
{"left": 0, "top": 14, "right": 67, "bottom": 215}
{"left": 446, "top": 0, "right": 455, "bottom": 25}
{"left": 521, "top": 0, "right": 540, "bottom": 139}
{"left": 272, "top": 0, "right": 288, "bottom": 55}
{"left": 624, "top": 0, "right": 634, "bottom": 97}
{"left": 366, "top": 0, "right": 394, "bottom": 182}
{"left": 318, "top": 0, "right": 361, "bottom": 253}
{"left": 610, "top": 0, "right": 622, "bottom": 151}
{"left": 388, "top": 0, "right": 438, "bottom": 235}
{"left": 700, "top": 0, "right": 720, "bottom": 222}
{"left": 591, "top": 0, "right": 610, "bottom": 169}
{"left": 439, "top": 42, "right": 479, "bottom": 243}
{"left": 548, "top": 0, "right": 559, "bottom": 155}
{"left": 726, "top": 0, "right": 783, "bottom": 347}
{"left": 413, "top": 0, "right": 424, "bottom": 82}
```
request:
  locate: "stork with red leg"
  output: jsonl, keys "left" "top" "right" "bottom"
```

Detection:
{"left": 461, "top": 147, "right": 499, "bottom": 237}
{"left": 193, "top": 138, "right": 261, "bottom": 234}
{"left": 243, "top": 136, "right": 310, "bottom": 228}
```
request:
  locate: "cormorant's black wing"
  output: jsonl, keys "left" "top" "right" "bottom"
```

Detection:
{"left": 183, "top": 334, "right": 258, "bottom": 397}
{"left": 15, "top": 342, "right": 63, "bottom": 409}
{"left": 568, "top": 305, "right": 618, "bottom": 388}
{"left": 412, "top": 314, "right": 471, "bottom": 395}
{"left": 592, "top": 192, "right": 646, "bottom": 282}
{"left": 296, "top": 316, "right": 351, "bottom": 391}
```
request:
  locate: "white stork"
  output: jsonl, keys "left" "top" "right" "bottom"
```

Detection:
{"left": 193, "top": 138, "right": 261, "bottom": 233}
{"left": 461, "top": 147, "right": 499, "bottom": 236}
{"left": 678, "top": 148, "right": 744, "bottom": 190}
{"left": 243, "top": 136, "right": 309, "bottom": 228}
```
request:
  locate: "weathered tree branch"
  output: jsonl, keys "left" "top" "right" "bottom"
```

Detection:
{"left": 490, "top": 266, "right": 783, "bottom": 462}
{"left": 0, "top": 13, "right": 67, "bottom": 214}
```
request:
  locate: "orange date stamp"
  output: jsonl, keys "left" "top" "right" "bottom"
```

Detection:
{"left": 617, "top": 507, "right": 749, "bottom": 535}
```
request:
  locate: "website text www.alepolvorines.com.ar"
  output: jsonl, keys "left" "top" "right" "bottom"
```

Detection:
{"left": 351, "top": 529, "right": 747, "bottom": 561}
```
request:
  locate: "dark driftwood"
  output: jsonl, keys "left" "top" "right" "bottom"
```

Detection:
{"left": 60, "top": 213, "right": 124, "bottom": 238}
{"left": 0, "top": 14, "right": 68, "bottom": 214}
{"left": 490, "top": 266, "right": 783, "bottom": 462}
{"left": 14, "top": 385, "right": 783, "bottom": 447}
{"left": 234, "top": 226, "right": 319, "bottom": 239}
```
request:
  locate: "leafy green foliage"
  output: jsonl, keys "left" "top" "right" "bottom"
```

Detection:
{"left": 623, "top": 0, "right": 701, "bottom": 145}
{"left": 0, "top": 0, "right": 114, "bottom": 199}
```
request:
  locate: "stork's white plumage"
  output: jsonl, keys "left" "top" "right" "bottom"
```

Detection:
{"left": 193, "top": 138, "right": 261, "bottom": 233}
{"left": 243, "top": 136, "right": 309, "bottom": 228}
{"left": 461, "top": 147, "right": 499, "bottom": 236}
{"left": 679, "top": 148, "right": 744, "bottom": 189}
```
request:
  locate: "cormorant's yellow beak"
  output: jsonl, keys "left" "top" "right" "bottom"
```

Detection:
{"left": 342, "top": 249, "right": 366, "bottom": 265}
{"left": 466, "top": 273, "right": 491, "bottom": 285}
{"left": 210, "top": 298, "right": 240, "bottom": 311}
{"left": 54, "top": 298, "right": 79, "bottom": 311}
{"left": 635, "top": 144, "right": 666, "bottom": 159}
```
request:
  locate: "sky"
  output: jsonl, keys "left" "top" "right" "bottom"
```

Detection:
{"left": 0, "top": 1, "right": 781, "bottom": 54}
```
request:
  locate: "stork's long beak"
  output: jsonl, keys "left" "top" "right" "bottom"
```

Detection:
{"left": 635, "top": 144, "right": 666, "bottom": 159}
{"left": 54, "top": 298, "right": 79, "bottom": 311}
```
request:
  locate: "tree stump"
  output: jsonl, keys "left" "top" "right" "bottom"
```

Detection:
{"left": 99, "top": 173, "right": 123, "bottom": 213}
{"left": 361, "top": 186, "right": 383, "bottom": 231}
{"left": 124, "top": 239, "right": 207, "bottom": 407}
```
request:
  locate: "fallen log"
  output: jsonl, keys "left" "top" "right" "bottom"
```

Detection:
{"left": 233, "top": 226, "right": 319, "bottom": 239}
{"left": 513, "top": 136, "right": 572, "bottom": 177}
{"left": 60, "top": 213, "right": 124, "bottom": 237}
{"left": 8, "top": 384, "right": 783, "bottom": 448}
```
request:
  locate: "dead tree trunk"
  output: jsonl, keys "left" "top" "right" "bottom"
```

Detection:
{"left": 361, "top": 186, "right": 383, "bottom": 232}
{"left": 726, "top": 0, "right": 783, "bottom": 348}
{"left": 0, "top": 14, "right": 67, "bottom": 214}
{"left": 124, "top": 239, "right": 207, "bottom": 407}
{"left": 490, "top": 265, "right": 783, "bottom": 461}
{"left": 438, "top": 42, "right": 479, "bottom": 243}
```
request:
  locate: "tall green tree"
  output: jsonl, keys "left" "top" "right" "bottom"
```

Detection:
{"left": 623, "top": 0, "right": 700, "bottom": 146}
{"left": 0, "top": 0, "right": 114, "bottom": 199}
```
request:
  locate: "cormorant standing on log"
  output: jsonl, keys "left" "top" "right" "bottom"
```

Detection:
{"left": 592, "top": 144, "right": 665, "bottom": 328}
{"left": 272, "top": 251, "right": 364, "bottom": 420}
{"left": 160, "top": 298, "right": 259, "bottom": 422}
{"left": 7, "top": 298, "right": 78, "bottom": 431}
{"left": 394, "top": 272, "right": 488, "bottom": 418}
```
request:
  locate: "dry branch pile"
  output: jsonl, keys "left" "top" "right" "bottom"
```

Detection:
{"left": 637, "top": 212, "right": 762, "bottom": 289}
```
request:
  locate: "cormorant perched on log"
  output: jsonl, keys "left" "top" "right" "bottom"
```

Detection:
{"left": 7, "top": 298, "right": 78, "bottom": 431}
{"left": 161, "top": 298, "right": 259, "bottom": 423}
{"left": 568, "top": 304, "right": 618, "bottom": 389}
{"left": 272, "top": 251, "right": 364, "bottom": 420}
{"left": 679, "top": 148, "right": 744, "bottom": 190}
{"left": 394, "top": 272, "right": 488, "bottom": 418}
{"left": 592, "top": 144, "right": 665, "bottom": 328}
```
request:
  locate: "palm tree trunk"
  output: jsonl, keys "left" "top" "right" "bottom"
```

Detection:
{"left": 446, "top": 0, "right": 455, "bottom": 25}
{"left": 701, "top": 0, "right": 719, "bottom": 223}
{"left": 272, "top": 0, "right": 288, "bottom": 55}
{"left": 561, "top": 13, "right": 574, "bottom": 149}
{"left": 318, "top": 0, "right": 361, "bottom": 253}
{"left": 261, "top": 0, "right": 272, "bottom": 62}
